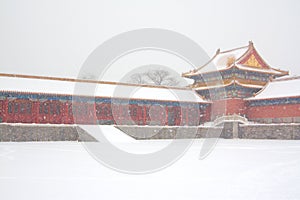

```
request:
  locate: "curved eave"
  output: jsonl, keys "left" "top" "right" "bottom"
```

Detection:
{"left": 183, "top": 64, "right": 288, "bottom": 79}
{"left": 194, "top": 80, "right": 263, "bottom": 91}
{"left": 235, "top": 80, "right": 264, "bottom": 89}
{"left": 236, "top": 64, "right": 289, "bottom": 76}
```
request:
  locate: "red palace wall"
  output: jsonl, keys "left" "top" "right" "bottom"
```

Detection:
{"left": 211, "top": 98, "right": 246, "bottom": 119}
{"left": 2, "top": 91, "right": 300, "bottom": 125}
{"left": 247, "top": 104, "right": 300, "bottom": 121}
{"left": 0, "top": 95, "right": 211, "bottom": 126}
{"left": 211, "top": 98, "right": 300, "bottom": 123}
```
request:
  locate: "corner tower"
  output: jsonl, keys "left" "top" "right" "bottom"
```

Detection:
{"left": 182, "top": 41, "right": 289, "bottom": 100}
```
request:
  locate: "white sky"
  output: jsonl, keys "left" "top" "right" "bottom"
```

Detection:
{"left": 0, "top": 0, "right": 299, "bottom": 81}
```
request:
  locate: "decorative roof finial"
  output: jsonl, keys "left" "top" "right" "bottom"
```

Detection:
{"left": 249, "top": 41, "right": 254, "bottom": 47}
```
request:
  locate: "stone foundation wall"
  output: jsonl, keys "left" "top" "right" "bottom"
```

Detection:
{"left": 1, "top": 123, "right": 300, "bottom": 141}
{"left": 0, "top": 124, "right": 97, "bottom": 142}
{"left": 116, "top": 123, "right": 300, "bottom": 140}
{"left": 239, "top": 124, "right": 300, "bottom": 139}
{"left": 116, "top": 123, "right": 233, "bottom": 140}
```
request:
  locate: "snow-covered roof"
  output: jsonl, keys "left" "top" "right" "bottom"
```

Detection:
{"left": 211, "top": 47, "right": 248, "bottom": 71}
{"left": 182, "top": 46, "right": 248, "bottom": 75}
{"left": 0, "top": 74, "right": 206, "bottom": 103}
{"left": 248, "top": 76, "right": 300, "bottom": 100}
{"left": 182, "top": 41, "right": 288, "bottom": 77}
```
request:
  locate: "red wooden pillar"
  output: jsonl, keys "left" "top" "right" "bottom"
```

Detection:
{"left": 137, "top": 106, "right": 141, "bottom": 125}
{"left": 33, "top": 101, "right": 39, "bottom": 123}
{"left": 185, "top": 108, "right": 189, "bottom": 126}
{"left": 93, "top": 103, "right": 97, "bottom": 124}
{"left": 69, "top": 102, "right": 74, "bottom": 124}
{"left": 124, "top": 104, "right": 128, "bottom": 123}
{"left": 165, "top": 107, "right": 169, "bottom": 126}
{"left": 177, "top": 108, "right": 182, "bottom": 126}
{"left": 64, "top": 102, "right": 69, "bottom": 124}
{"left": 68, "top": 102, "right": 74, "bottom": 124}
{"left": 89, "top": 103, "right": 93, "bottom": 124}
{"left": 118, "top": 104, "right": 122, "bottom": 125}
{"left": 143, "top": 106, "right": 147, "bottom": 125}
{"left": 2, "top": 98, "right": 8, "bottom": 123}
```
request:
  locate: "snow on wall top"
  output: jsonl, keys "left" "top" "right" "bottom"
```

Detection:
{"left": 248, "top": 77, "right": 300, "bottom": 100}
{"left": 0, "top": 74, "right": 206, "bottom": 103}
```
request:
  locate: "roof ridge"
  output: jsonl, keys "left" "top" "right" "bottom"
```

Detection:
{"left": 219, "top": 44, "right": 249, "bottom": 54}
{"left": 182, "top": 48, "right": 221, "bottom": 75}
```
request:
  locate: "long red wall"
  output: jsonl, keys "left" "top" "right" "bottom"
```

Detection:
{"left": 0, "top": 97, "right": 210, "bottom": 126}
{"left": 2, "top": 94, "right": 300, "bottom": 125}
{"left": 247, "top": 104, "right": 300, "bottom": 119}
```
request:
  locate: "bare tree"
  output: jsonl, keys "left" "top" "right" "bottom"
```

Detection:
{"left": 129, "top": 73, "right": 146, "bottom": 84}
{"left": 128, "top": 69, "right": 180, "bottom": 86}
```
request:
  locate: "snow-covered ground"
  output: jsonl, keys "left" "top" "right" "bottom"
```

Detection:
{"left": 1, "top": 127, "right": 300, "bottom": 200}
